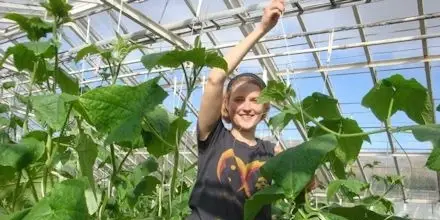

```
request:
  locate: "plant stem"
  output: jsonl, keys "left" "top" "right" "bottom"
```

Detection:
{"left": 23, "top": 61, "right": 39, "bottom": 134}
{"left": 42, "top": 128, "right": 52, "bottom": 197}
{"left": 25, "top": 168, "right": 39, "bottom": 202}
{"left": 169, "top": 89, "right": 191, "bottom": 202}
{"left": 112, "top": 62, "right": 122, "bottom": 85}
{"left": 12, "top": 170, "right": 22, "bottom": 211}
{"left": 52, "top": 18, "right": 59, "bottom": 93}
{"left": 117, "top": 148, "right": 132, "bottom": 173}
{"left": 108, "top": 144, "right": 117, "bottom": 196}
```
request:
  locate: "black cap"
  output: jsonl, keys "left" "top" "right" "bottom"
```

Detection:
{"left": 226, "top": 73, "right": 266, "bottom": 92}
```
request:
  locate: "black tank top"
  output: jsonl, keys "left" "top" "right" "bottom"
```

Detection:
{"left": 188, "top": 119, "right": 275, "bottom": 220}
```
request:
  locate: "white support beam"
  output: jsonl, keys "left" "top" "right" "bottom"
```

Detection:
{"left": 100, "top": 0, "right": 190, "bottom": 49}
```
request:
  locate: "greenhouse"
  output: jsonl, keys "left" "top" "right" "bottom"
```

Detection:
{"left": 0, "top": 0, "right": 439, "bottom": 219}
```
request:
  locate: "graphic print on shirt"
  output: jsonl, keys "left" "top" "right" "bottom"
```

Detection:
{"left": 216, "top": 148, "right": 268, "bottom": 197}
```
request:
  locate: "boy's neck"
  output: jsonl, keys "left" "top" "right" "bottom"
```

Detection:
{"left": 231, "top": 127, "right": 257, "bottom": 146}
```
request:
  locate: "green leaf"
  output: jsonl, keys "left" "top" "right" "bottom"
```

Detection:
{"left": 31, "top": 94, "right": 77, "bottom": 130}
{"left": 426, "top": 140, "right": 440, "bottom": 170}
{"left": 143, "top": 116, "right": 190, "bottom": 157}
{"left": 327, "top": 179, "right": 369, "bottom": 201}
{"left": 0, "top": 103, "right": 9, "bottom": 114}
{"left": 363, "top": 74, "right": 433, "bottom": 124}
{"left": 0, "top": 137, "right": 44, "bottom": 170}
{"left": 4, "top": 13, "right": 52, "bottom": 41}
{"left": 327, "top": 152, "right": 346, "bottom": 179}
{"left": 261, "top": 134, "right": 337, "bottom": 197}
{"left": 309, "top": 118, "right": 369, "bottom": 164}
{"left": 361, "top": 196, "right": 394, "bottom": 215}
{"left": 132, "top": 157, "right": 158, "bottom": 184}
{"left": 0, "top": 165, "right": 16, "bottom": 185}
{"left": 54, "top": 68, "right": 79, "bottom": 95}
{"left": 409, "top": 125, "right": 440, "bottom": 170}
{"left": 0, "top": 208, "right": 31, "bottom": 220}
{"left": 40, "top": 0, "right": 73, "bottom": 22}
{"left": 244, "top": 185, "right": 285, "bottom": 220}
{"left": 131, "top": 176, "right": 160, "bottom": 201}
{"left": 19, "top": 136, "right": 45, "bottom": 163}
{"left": 204, "top": 50, "right": 228, "bottom": 72}
{"left": 22, "top": 41, "right": 56, "bottom": 58}
{"left": 1, "top": 44, "right": 36, "bottom": 72}
{"left": 269, "top": 106, "right": 298, "bottom": 132}
{"left": 387, "top": 74, "right": 433, "bottom": 124}
{"left": 23, "top": 179, "right": 89, "bottom": 220}
{"left": 79, "top": 77, "right": 167, "bottom": 144}
{"left": 0, "top": 117, "right": 9, "bottom": 128}
{"left": 74, "top": 132, "right": 98, "bottom": 198}
{"left": 141, "top": 48, "right": 228, "bottom": 72}
{"left": 74, "top": 44, "right": 101, "bottom": 63}
{"left": 258, "top": 80, "right": 295, "bottom": 104}
{"left": 362, "top": 81, "right": 396, "bottom": 122}
{"left": 2, "top": 81, "right": 16, "bottom": 90}
{"left": 300, "top": 92, "right": 341, "bottom": 123}
{"left": 410, "top": 124, "right": 440, "bottom": 143}
{"left": 324, "top": 205, "right": 406, "bottom": 220}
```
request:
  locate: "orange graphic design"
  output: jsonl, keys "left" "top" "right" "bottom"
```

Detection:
{"left": 216, "top": 148, "right": 265, "bottom": 197}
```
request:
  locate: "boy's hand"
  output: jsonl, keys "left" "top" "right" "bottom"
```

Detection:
{"left": 258, "top": 0, "right": 285, "bottom": 33}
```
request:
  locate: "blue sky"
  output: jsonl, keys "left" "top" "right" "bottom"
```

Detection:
{"left": 46, "top": 0, "right": 440, "bottom": 153}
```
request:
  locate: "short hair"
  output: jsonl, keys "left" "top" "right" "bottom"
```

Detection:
{"left": 221, "top": 73, "right": 270, "bottom": 123}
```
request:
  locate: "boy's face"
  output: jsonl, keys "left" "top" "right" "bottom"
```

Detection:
{"left": 227, "top": 81, "right": 265, "bottom": 132}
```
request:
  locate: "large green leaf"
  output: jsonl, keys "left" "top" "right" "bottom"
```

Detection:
{"left": 0, "top": 136, "right": 44, "bottom": 170}
{"left": 132, "top": 157, "right": 158, "bottom": 184}
{"left": 74, "top": 44, "right": 101, "bottom": 63}
{"left": 300, "top": 92, "right": 341, "bottom": 123}
{"left": 261, "top": 134, "right": 337, "bottom": 197}
{"left": 309, "top": 118, "right": 370, "bottom": 164}
{"left": 141, "top": 48, "right": 227, "bottom": 72}
{"left": 388, "top": 74, "right": 433, "bottom": 124}
{"left": 0, "top": 208, "right": 31, "bottom": 220}
{"left": 54, "top": 68, "right": 79, "bottom": 95}
{"left": 324, "top": 205, "right": 406, "bottom": 220}
{"left": 22, "top": 41, "right": 56, "bottom": 58}
{"left": 362, "top": 81, "right": 396, "bottom": 122}
{"left": 361, "top": 195, "right": 394, "bottom": 215}
{"left": 410, "top": 124, "right": 440, "bottom": 170}
{"left": 79, "top": 77, "right": 167, "bottom": 144}
{"left": 269, "top": 106, "right": 298, "bottom": 132}
{"left": 327, "top": 179, "right": 369, "bottom": 201}
{"left": 244, "top": 185, "right": 285, "bottom": 220}
{"left": 75, "top": 131, "right": 98, "bottom": 197}
{"left": 31, "top": 94, "right": 77, "bottom": 131}
{"left": 1, "top": 44, "right": 36, "bottom": 72}
{"left": 131, "top": 175, "right": 160, "bottom": 203}
{"left": 257, "top": 80, "right": 295, "bottom": 104}
{"left": 0, "top": 103, "right": 9, "bottom": 114}
{"left": 426, "top": 140, "right": 440, "bottom": 170}
{"left": 40, "top": 0, "right": 73, "bottom": 22}
{"left": 143, "top": 116, "right": 190, "bottom": 157}
{"left": 4, "top": 13, "right": 52, "bottom": 41}
{"left": 363, "top": 74, "right": 433, "bottom": 124}
{"left": 2, "top": 81, "right": 16, "bottom": 90}
{"left": 23, "top": 179, "right": 89, "bottom": 220}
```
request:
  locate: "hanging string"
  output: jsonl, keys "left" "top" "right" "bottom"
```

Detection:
{"left": 321, "top": 28, "right": 334, "bottom": 94}
{"left": 117, "top": 0, "right": 123, "bottom": 34}
{"left": 278, "top": 12, "right": 307, "bottom": 128}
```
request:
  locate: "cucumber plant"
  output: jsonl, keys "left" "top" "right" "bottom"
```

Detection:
{"left": 243, "top": 74, "right": 439, "bottom": 219}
